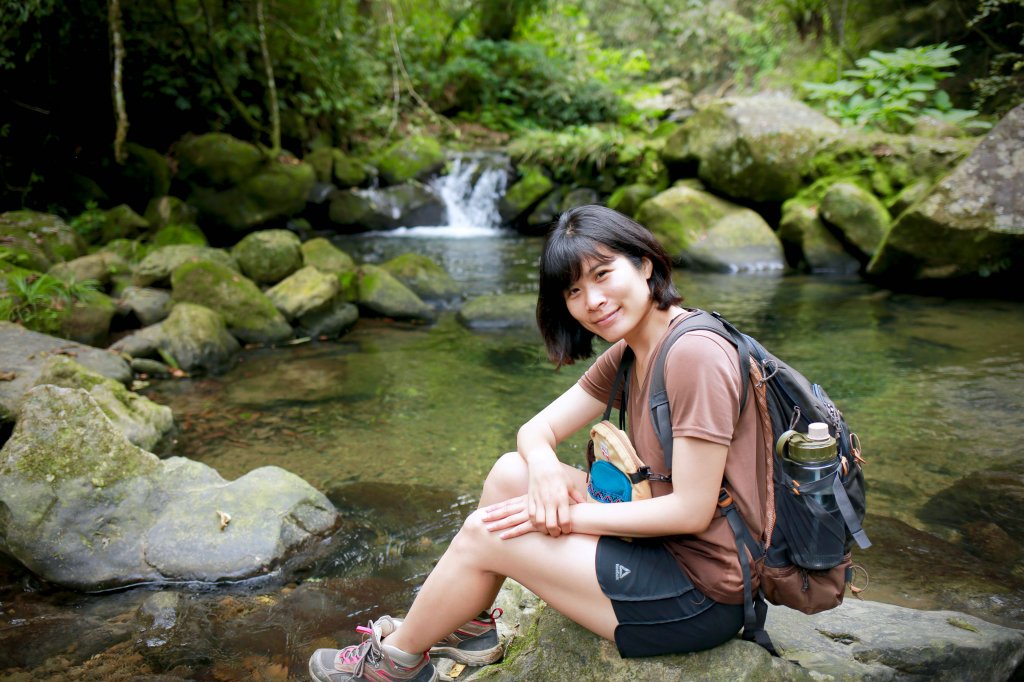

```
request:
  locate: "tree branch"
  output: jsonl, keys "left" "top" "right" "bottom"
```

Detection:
{"left": 109, "top": 0, "right": 129, "bottom": 164}
{"left": 256, "top": 0, "right": 280, "bottom": 151}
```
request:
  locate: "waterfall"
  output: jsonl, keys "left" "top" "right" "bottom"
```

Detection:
{"left": 430, "top": 153, "right": 510, "bottom": 231}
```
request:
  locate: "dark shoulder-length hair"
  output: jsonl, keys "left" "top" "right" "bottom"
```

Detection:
{"left": 536, "top": 204, "right": 682, "bottom": 367}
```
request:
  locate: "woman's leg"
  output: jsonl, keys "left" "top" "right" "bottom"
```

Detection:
{"left": 385, "top": 453, "right": 616, "bottom": 654}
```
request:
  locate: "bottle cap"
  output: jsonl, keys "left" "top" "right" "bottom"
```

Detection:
{"left": 807, "top": 422, "right": 831, "bottom": 441}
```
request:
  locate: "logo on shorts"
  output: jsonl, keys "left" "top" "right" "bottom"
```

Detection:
{"left": 615, "top": 563, "right": 631, "bottom": 581}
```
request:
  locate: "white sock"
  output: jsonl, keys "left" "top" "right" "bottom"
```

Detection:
{"left": 382, "top": 643, "right": 423, "bottom": 668}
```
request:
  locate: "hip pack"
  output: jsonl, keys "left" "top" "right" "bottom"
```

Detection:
{"left": 617, "top": 309, "right": 871, "bottom": 656}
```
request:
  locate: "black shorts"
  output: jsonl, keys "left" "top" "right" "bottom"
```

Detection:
{"left": 596, "top": 535, "right": 744, "bottom": 658}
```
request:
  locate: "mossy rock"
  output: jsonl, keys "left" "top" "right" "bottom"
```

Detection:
{"left": 175, "top": 132, "right": 265, "bottom": 188}
{"left": 500, "top": 167, "right": 554, "bottom": 225}
{"left": 301, "top": 237, "right": 355, "bottom": 273}
{"left": 265, "top": 266, "right": 340, "bottom": 321}
{"left": 296, "top": 298, "right": 359, "bottom": 339}
{"left": 524, "top": 185, "right": 568, "bottom": 231}
{"left": 381, "top": 253, "right": 460, "bottom": 303}
{"left": 151, "top": 223, "right": 208, "bottom": 247}
{"left": 144, "top": 196, "right": 199, "bottom": 230}
{"left": 120, "top": 143, "right": 172, "bottom": 205}
{"left": 327, "top": 183, "right": 445, "bottom": 232}
{"left": 231, "top": 229, "right": 303, "bottom": 284}
{"left": 60, "top": 291, "right": 117, "bottom": 347}
{"left": 819, "top": 182, "right": 891, "bottom": 261}
{"left": 355, "top": 264, "right": 434, "bottom": 321}
{"left": 48, "top": 251, "right": 130, "bottom": 287}
{"left": 0, "top": 210, "right": 85, "bottom": 272}
{"left": 456, "top": 294, "right": 537, "bottom": 330}
{"left": 305, "top": 148, "right": 368, "bottom": 188}
{"left": 376, "top": 136, "right": 444, "bottom": 186}
{"left": 170, "top": 260, "right": 292, "bottom": 344}
{"left": 158, "top": 302, "right": 241, "bottom": 372}
{"left": 100, "top": 204, "right": 151, "bottom": 243}
{"left": 187, "top": 161, "right": 316, "bottom": 234}
{"left": 778, "top": 199, "right": 860, "bottom": 274}
{"left": 133, "top": 245, "right": 238, "bottom": 287}
{"left": 607, "top": 184, "right": 658, "bottom": 218}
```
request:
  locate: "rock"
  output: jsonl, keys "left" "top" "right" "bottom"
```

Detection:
{"left": 500, "top": 167, "right": 554, "bottom": 226}
{"left": 231, "top": 229, "right": 304, "bottom": 284}
{"left": 355, "top": 265, "right": 434, "bottom": 321}
{"left": 187, "top": 160, "right": 316, "bottom": 234}
{"left": 99, "top": 204, "right": 150, "bottom": 243}
{"left": 0, "top": 384, "right": 338, "bottom": 590}
{"left": 150, "top": 223, "right": 208, "bottom": 247}
{"left": 59, "top": 291, "right": 117, "bottom": 347}
{"left": 523, "top": 185, "right": 569, "bottom": 231}
{"left": 867, "top": 104, "right": 1024, "bottom": 286}
{"left": 170, "top": 260, "right": 293, "bottom": 345}
{"left": 133, "top": 244, "right": 238, "bottom": 287}
{"left": 888, "top": 178, "right": 932, "bottom": 218}
{"left": 301, "top": 237, "right": 356, "bottom": 272}
{"left": 304, "top": 148, "right": 368, "bottom": 188}
{"left": 175, "top": 133, "right": 266, "bottom": 188}
{"left": 665, "top": 95, "right": 839, "bottom": 202}
{"left": 920, "top": 460, "right": 1024, "bottom": 540}
{"left": 131, "top": 357, "right": 174, "bottom": 378}
{"left": 34, "top": 356, "right": 173, "bottom": 451}
{"left": 560, "top": 187, "right": 600, "bottom": 212}
{"left": 296, "top": 299, "right": 359, "bottom": 338}
{"left": 478, "top": 582, "right": 1024, "bottom": 682}
{"left": 0, "top": 322, "right": 131, "bottom": 421}
{"left": 144, "top": 196, "right": 198, "bottom": 230}
{"left": 457, "top": 294, "right": 536, "bottom": 330}
{"left": 607, "top": 183, "right": 658, "bottom": 218}
{"left": 48, "top": 251, "right": 130, "bottom": 287}
{"left": 381, "top": 253, "right": 460, "bottom": 304}
{"left": 376, "top": 136, "right": 445, "bottom": 186}
{"left": 0, "top": 211, "right": 84, "bottom": 272}
{"left": 636, "top": 185, "right": 785, "bottom": 272}
{"left": 113, "top": 303, "right": 240, "bottom": 373}
{"left": 778, "top": 200, "right": 860, "bottom": 274}
{"left": 327, "top": 183, "right": 446, "bottom": 232}
{"left": 117, "top": 286, "right": 173, "bottom": 326}
{"left": 819, "top": 182, "right": 890, "bottom": 262}
{"left": 265, "top": 266, "right": 340, "bottom": 321}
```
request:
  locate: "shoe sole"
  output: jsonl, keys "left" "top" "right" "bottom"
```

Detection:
{"left": 309, "top": 657, "right": 440, "bottom": 682}
{"left": 429, "top": 643, "right": 503, "bottom": 666}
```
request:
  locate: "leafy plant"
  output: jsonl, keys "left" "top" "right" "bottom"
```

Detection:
{"left": 0, "top": 272, "right": 100, "bottom": 335}
{"left": 68, "top": 201, "right": 106, "bottom": 242}
{"left": 801, "top": 43, "right": 990, "bottom": 132}
{"left": 508, "top": 125, "right": 663, "bottom": 186}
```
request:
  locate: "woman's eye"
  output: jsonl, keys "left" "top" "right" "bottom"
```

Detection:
{"left": 595, "top": 269, "right": 609, "bottom": 280}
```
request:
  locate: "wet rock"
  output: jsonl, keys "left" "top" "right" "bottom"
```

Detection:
{"left": 34, "top": 355, "right": 173, "bottom": 451}
{"left": 381, "top": 253, "right": 460, "bottom": 304}
{"left": 889, "top": 178, "right": 932, "bottom": 218}
{"left": 118, "top": 286, "right": 174, "bottom": 326}
{"left": 376, "top": 136, "right": 445, "bottom": 186}
{"left": 0, "top": 385, "right": 339, "bottom": 590}
{"left": 188, "top": 160, "right": 316, "bottom": 235}
{"left": 0, "top": 321, "right": 132, "bottom": 420}
{"left": 355, "top": 265, "right": 434, "bottom": 321}
{"left": 131, "top": 357, "right": 174, "bottom": 378}
{"left": 111, "top": 303, "right": 240, "bottom": 373}
{"left": 327, "top": 182, "right": 445, "bottom": 232}
{"left": 636, "top": 184, "right": 785, "bottom": 272}
{"left": 560, "top": 187, "right": 600, "bottom": 212}
{"left": 867, "top": 104, "right": 1024, "bottom": 287}
{"left": 301, "top": 237, "right": 356, "bottom": 272}
{"left": 500, "top": 166, "right": 554, "bottom": 226}
{"left": 457, "top": 294, "right": 536, "bottom": 330}
{"left": 133, "top": 244, "right": 238, "bottom": 287}
{"left": 523, "top": 185, "right": 568, "bottom": 231}
{"left": 0, "top": 210, "right": 85, "bottom": 272}
{"left": 232, "top": 229, "right": 304, "bottom": 285}
{"left": 819, "top": 181, "right": 891, "bottom": 262}
{"left": 170, "top": 260, "right": 292, "bottom": 344}
{"left": 305, "top": 147, "right": 368, "bottom": 188}
{"left": 607, "top": 183, "right": 658, "bottom": 218}
{"left": 48, "top": 251, "right": 130, "bottom": 288}
{"left": 778, "top": 200, "right": 860, "bottom": 274}
{"left": 266, "top": 265, "right": 341, "bottom": 321}
{"left": 296, "top": 299, "right": 359, "bottom": 339}
{"left": 58, "top": 290, "right": 118, "bottom": 347}
{"left": 175, "top": 133, "right": 265, "bottom": 189}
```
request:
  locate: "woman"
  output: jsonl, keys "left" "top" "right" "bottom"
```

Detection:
{"left": 309, "top": 205, "right": 767, "bottom": 682}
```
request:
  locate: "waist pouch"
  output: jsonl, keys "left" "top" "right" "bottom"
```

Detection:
{"left": 587, "top": 420, "right": 653, "bottom": 504}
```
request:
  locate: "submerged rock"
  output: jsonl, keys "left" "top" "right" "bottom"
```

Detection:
{"left": 0, "top": 385, "right": 339, "bottom": 590}
{"left": 382, "top": 253, "right": 460, "bottom": 304}
{"left": 457, "top": 294, "right": 537, "bottom": 330}
{"left": 356, "top": 265, "right": 434, "bottom": 321}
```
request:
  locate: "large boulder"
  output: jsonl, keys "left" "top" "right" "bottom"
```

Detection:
{"left": 607, "top": 183, "right": 658, "bottom": 218}
{"left": 231, "top": 229, "right": 303, "bottom": 284}
{"left": 499, "top": 167, "right": 554, "bottom": 227}
{"left": 0, "top": 211, "right": 84, "bottom": 272}
{"left": 0, "top": 322, "right": 131, "bottom": 421}
{"left": 48, "top": 251, "right": 129, "bottom": 288}
{"left": 477, "top": 582, "right": 1024, "bottom": 682}
{"left": 635, "top": 185, "right": 785, "bottom": 272}
{"left": 304, "top": 147, "right": 368, "bottom": 188}
{"left": 111, "top": 303, "right": 240, "bottom": 373}
{"left": 265, "top": 265, "right": 340, "bottom": 321}
{"left": 355, "top": 265, "right": 434, "bottom": 321}
{"left": 327, "top": 183, "right": 445, "bottom": 232}
{"left": 132, "top": 245, "right": 238, "bottom": 287}
{"left": 170, "top": 260, "right": 292, "bottom": 345}
{"left": 301, "top": 237, "right": 356, "bottom": 272}
{"left": 98, "top": 204, "right": 150, "bottom": 243}
{"left": 819, "top": 181, "right": 891, "bottom": 262}
{"left": 456, "top": 294, "right": 537, "bottom": 330}
{"left": 175, "top": 132, "right": 265, "bottom": 188}
{"left": 867, "top": 104, "right": 1024, "bottom": 286}
{"left": 778, "top": 200, "right": 860, "bottom": 274}
{"left": 376, "top": 136, "right": 445, "bottom": 186}
{"left": 59, "top": 291, "right": 118, "bottom": 347}
{"left": 116, "top": 286, "right": 173, "bottom": 327}
{"left": 663, "top": 96, "right": 839, "bottom": 203}
{"left": 0, "top": 384, "right": 338, "bottom": 590}
{"left": 34, "top": 356, "right": 173, "bottom": 451}
{"left": 381, "top": 253, "right": 460, "bottom": 304}
{"left": 187, "top": 160, "right": 316, "bottom": 234}
{"left": 143, "top": 196, "right": 198, "bottom": 230}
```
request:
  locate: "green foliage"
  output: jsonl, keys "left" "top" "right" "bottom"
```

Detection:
{"left": 0, "top": 271, "right": 100, "bottom": 335}
{"left": 968, "top": 0, "right": 1024, "bottom": 117}
{"left": 802, "top": 44, "right": 990, "bottom": 132}
{"left": 508, "top": 125, "right": 663, "bottom": 186}
{"left": 68, "top": 202, "right": 106, "bottom": 242}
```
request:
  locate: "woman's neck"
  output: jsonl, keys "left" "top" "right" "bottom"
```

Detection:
{"left": 624, "top": 304, "right": 686, "bottom": 373}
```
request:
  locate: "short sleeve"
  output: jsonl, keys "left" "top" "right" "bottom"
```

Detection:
{"left": 578, "top": 341, "right": 627, "bottom": 407}
{"left": 663, "top": 331, "right": 742, "bottom": 446}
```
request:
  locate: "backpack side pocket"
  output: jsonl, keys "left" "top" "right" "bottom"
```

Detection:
{"left": 761, "top": 553, "right": 852, "bottom": 615}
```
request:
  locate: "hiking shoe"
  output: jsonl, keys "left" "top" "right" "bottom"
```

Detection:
{"left": 378, "top": 609, "right": 504, "bottom": 667}
{"left": 308, "top": 617, "right": 437, "bottom": 682}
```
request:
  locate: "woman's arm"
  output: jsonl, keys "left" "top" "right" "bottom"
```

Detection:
{"left": 516, "top": 383, "right": 606, "bottom": 536}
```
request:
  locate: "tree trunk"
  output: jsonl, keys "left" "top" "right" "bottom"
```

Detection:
{"left": 256, "top": 0, "right": 280, "bottom": 152}
{"left": 109, "top": 0, "right": 129, "bottom": 164}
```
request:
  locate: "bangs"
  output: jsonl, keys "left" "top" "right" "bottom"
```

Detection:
{"left": 539, "top": 232, "right": 614, "bottom": 292}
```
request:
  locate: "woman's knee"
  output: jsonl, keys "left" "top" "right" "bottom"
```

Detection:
{"left": 449, "top": 508, "right": 498, "bottom": 559}
{"left": 479, "top": 452, "right": 529, "bottom": 505}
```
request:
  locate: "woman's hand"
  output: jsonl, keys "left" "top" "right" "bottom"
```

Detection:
{"left": 481, "top": 495, "right": 534, "bottom": 539}
{"left": 526, "top": 452, "right": 585, "bottom": 537}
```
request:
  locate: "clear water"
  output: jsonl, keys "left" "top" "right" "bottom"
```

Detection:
{"left": 2, "top": 168, "right": 1023, "bottom": 678}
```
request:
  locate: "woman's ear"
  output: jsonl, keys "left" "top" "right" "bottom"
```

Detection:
{"left": 641, "top": 257, "right": 654, "bottom": 279}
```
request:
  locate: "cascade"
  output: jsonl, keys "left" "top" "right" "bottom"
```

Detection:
{"left": 430, "top": 152, "right": 511, "bottom": 231}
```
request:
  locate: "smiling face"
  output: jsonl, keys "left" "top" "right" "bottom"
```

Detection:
{"left": 563, "top": 249, "right": 654, "bottom": 344}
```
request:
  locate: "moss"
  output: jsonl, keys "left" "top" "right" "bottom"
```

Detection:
{"left": 151, "top": 223, "right": 208, "bottom": 247}
{"left": 946, "top": 617, "right": 980, "bottom": 633}
{"left": 376, "top": 136, "right": 444, "bottom": 185}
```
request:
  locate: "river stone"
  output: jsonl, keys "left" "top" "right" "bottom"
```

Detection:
{"left": 301, "top": 237, "right": 356, "bottom": 272}
{"left": 607, "top": 183, "right": 658, "bottom": 218}
{"left": 778, "top": 200, "right": 860, "bottom": 274}
{"left": 819, "top": 181, "right": 891, "bottom": 262}
{"left": 665, "top": 96, "right": 839, "bottom": 203}
{"left": 457, "top": 294, "right": 536, "bottom": 330}
{"left": 113, "top": 303, "right": 240, "bottom": 373}
{"left": 636, "top": 185, "right": 785, "bottom": 272}
{"left": 376, "top": 136, "right": 445, "bottom": 186}
{"left": 59, "top": 291, "right": 117, "bottom": 347}
{"left": 0, "top": 385, "right": 339, "bottom": 590}
{"left": 171, "top": 260, "right": 292, "bottom": 345}
{"left": 133, "top": 244, "right": 238, "bottom": 287}
{"left": 187, "top": 161, "right": 316, "bottom": 234}
{"left": 117, "top": 286, "right": 173, "bottom": 326}
{"left": 524, "top": 185, "right": 569, "bottom": 231}
{"left": 889, "top": 178, "right": 932, "bottom": 218}
{"left": 0, "top": 210, "right": 84, "bottom": 272}
{"left": 355, "top": 264, "right": 434, "bottom": 321}
{"left": 151, "top": 222, "right": 208, "bottom": 247}
{"left": 34, "top": 355, "right": 173, "bottom": 451}
{"left": 296, "top": 299, "right": 359, "bottom": 338}
{"left": 305, "top": 148, "right": 368, "bottom": 188}
{"left": 867, "top": 104, "right": 1024, "bottom": 285}
{"left": 175, "top": 132, "right": 265, "bottom": 189}
{"left": 265, "top": 266, "right": 340, "bottom": 321}
{"left": 0, "top": 321, "right": 131, "bottom": 421}
{"left": 381, "top": 253, "right": 460, "bottom": 303}
{"left": 231, "top": 229, "right": 303, "bottom": 284}
{"left": 99, "top": 204, "right": 150, "bottom": 243}
{"left": 327, "top": 182, "right": 446, "bottom": 232}
{"left": 144, "top": 196, "right": 199, "bottom": 230}
{"left": 500, "top": 166, "right": 554, "bottom": 225}
{"left": 48, "top": 251, "right": 129, "bottom": 287}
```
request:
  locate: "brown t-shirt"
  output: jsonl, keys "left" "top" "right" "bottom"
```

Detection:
{"left": 578, "top": 313, "right": 768, "bottom": 604}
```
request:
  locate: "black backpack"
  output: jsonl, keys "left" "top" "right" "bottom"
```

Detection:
{"left": 617, "top": 308, "right": 871, "bottom": 655}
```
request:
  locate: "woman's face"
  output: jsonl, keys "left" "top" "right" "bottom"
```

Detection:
{"left": 563, "top": 250, "right": 654, "bottom": 343}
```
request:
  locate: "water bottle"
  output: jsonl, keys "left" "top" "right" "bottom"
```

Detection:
{"left": 777, "top": 422, "right": 843, "bottom": 568}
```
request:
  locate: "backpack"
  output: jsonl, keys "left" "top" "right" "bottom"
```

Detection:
{"left": 617, "top": 308, "right": 871, "bottom": 656}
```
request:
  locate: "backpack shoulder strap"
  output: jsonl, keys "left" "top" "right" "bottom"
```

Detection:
{"left": 649, "top": 309, "right": 750, "bottom": 470}
{"left": 605, "top": 346, "right": 634, "bottom": 430}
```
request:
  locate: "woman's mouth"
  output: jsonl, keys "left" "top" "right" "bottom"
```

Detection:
{"left": 594, "top": 308, "right": 619, "bottom": 327}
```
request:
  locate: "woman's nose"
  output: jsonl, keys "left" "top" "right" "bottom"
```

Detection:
{"left": 586, "top": 286, "right": 606, "bottom": 310}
